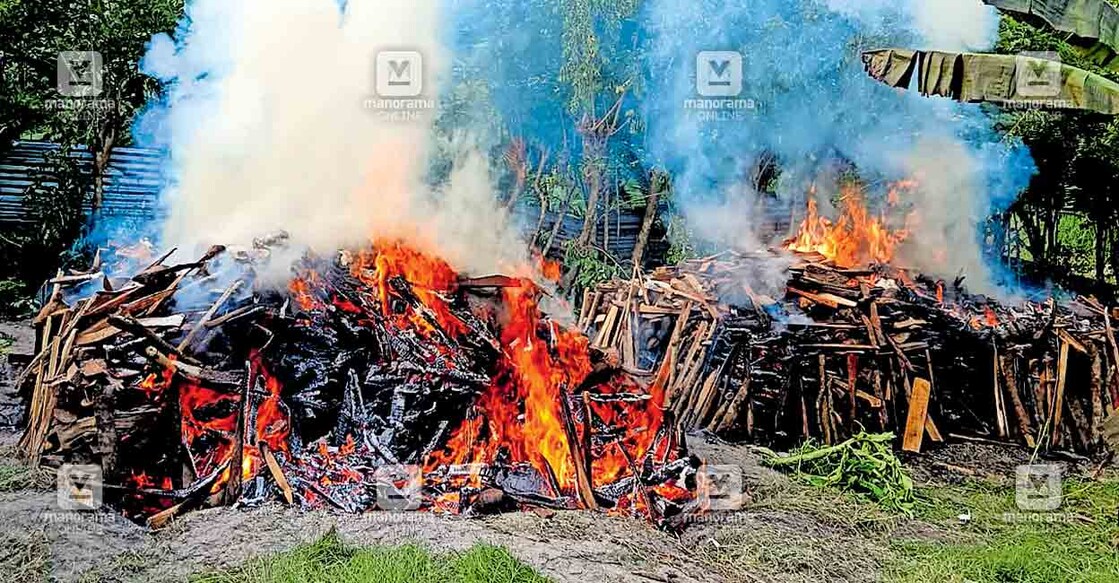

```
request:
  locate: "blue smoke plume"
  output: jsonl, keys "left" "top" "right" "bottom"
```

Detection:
{"left": 113, "top": 0, "right": 1037, "bottom": 294}
{"left": 449, "top": 0, "right": 1037, "bottom": 293}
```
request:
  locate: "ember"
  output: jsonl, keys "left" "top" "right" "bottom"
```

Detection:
{"left": 584, "top": 249, "right": 1118, "bottom": 455}
{"left": 17, "top": 241, "right": 698, "bottom": 529}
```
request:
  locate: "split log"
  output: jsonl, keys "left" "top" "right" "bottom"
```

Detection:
{"left": 902, "top": 378, "right": 932, "bottom": 453}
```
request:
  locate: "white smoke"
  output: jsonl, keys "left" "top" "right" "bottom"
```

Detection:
{"left": 910, "top": 0, "right": 1001, "bottom": 51}
{"left": 141, "top": 0, "right": 526, "bottom": 276}
{"left": 895, "top": 136, "right": 992, "bottom": 287}
{"left": 824, "top": 0, "right": 1000, "bottom": 51}
{"left": 642, "top": 0, "right": 1023, "bottom": 296}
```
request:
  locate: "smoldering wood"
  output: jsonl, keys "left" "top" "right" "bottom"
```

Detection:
{"left": 583, "top": 251, "right": 1116, "bottom": 455}
{"left": 17, "top": 243, "right": 692, "bottom": 527}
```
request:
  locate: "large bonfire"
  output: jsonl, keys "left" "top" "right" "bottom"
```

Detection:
{"left": 19, "top": 237, "right": 699, "bottom": 529}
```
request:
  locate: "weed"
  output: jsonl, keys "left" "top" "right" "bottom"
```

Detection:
{"left": 192, "top": 530, "right": 549, "bottom": 583}
{"left": 760, "top": 432, "right": 917, "bottom": 514}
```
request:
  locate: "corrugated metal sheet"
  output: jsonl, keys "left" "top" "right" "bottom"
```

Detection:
{"left": 1, "top": 141, "right": 666, "bottom": 265}
{"left": 529, "top": 206, "right": 668, "bottom": 268}
{"left": 0, "top": 141, "right": 164, "bottom": 225}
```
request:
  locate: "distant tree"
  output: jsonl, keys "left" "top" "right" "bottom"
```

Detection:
{"left": 994, "top": 15, "right": 1119, "bottom": 289}
{"left": 0, "top": 0, "right": 181, "bottom": 291}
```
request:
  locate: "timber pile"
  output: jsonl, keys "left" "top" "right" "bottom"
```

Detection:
{"left": 582, "top": 251, "right": 1118, "bottom": 455}
{"left": 17, "top": 242, "right": 698, "bottom": 528}
{"left": 17, "top": 244, "right": 285, "bottom": 525}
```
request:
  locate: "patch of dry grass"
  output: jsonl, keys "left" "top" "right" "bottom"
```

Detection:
{"left": 0, "top": 530, "right": 51, "bottom": 583}
{"left": 0, "top": 448, "right": 53, "bottom": 492}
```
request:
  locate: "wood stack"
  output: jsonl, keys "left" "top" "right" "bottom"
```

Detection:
{"left": 582, "top": 251, "right": 1118, "bottom": 454}
{"left": 14, "top": 245, "right": 275, "bottom": 523}
{"left": 16, "top": 243, "right": 699, "bottom": 528}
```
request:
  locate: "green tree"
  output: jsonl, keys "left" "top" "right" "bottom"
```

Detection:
{"left": 994, "top": 15, "right": 1119, "bottom": 288}
{"left": 0, "top": 0, "right": 181, "bottom": 295}
{"left": 557, "top": 0, "right": 645, "bottom": 289}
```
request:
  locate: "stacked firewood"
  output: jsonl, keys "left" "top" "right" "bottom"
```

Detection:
{"left": 17, "top": 243, "right": 700, "bottom": 528}
{"left": 582, "top": 251, "right": 1118, "bottom": 454}
{"left": 15, "top": 245, "right": 281, "bottom": 524}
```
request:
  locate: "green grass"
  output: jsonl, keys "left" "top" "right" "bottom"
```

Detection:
{"left": 0, "top": 530, "right": 51, "bottom": 583}
{"left": 192, "top": 531, "right": 550, "bottom": 583}
{"left": 888, "top": 477, "right": 1119, "bottom": 583}
{"left": 0, "top": 454, "right": 51, "bottom": 492}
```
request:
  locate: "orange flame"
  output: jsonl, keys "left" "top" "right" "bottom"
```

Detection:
{"left": 178, "top": 353, "right": 291, "bottom": 494}
{"left": 984, "top": 306, "right": 999, "bottom": 328}
{"left": 786, "top": 183, "right": 913, "bottom": 268}
{"left": 275, "top": 240, "right": 668, "bottom": 511}
{"left": 320, "top": 241, "right": 666, "bottom": 504}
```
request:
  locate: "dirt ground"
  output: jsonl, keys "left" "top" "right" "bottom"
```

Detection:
{"left": 0, "top": 320, "right": 1065, "bottom": 583}
{"left": 2, "top": 433, "right": 1039, "bottom": 583}
{"left": 0, "top": 319, "right": 34, "bottom": 428}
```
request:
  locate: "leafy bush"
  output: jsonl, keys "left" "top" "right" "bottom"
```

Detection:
{"left": 0, "top": 279, "right": 34, "bottom": 319}
{"left": 760, "top": 432, "right": 917, "bottom": 515}
{"left": 563, "top": 242, "right": 623, "bottom": 290}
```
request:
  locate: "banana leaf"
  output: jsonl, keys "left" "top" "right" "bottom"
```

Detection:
{"left": 863, "top": 48, "right": 1119, "bottom": 115}
{"left": 983, "top": 0, "right": 1119, "bottom": 71}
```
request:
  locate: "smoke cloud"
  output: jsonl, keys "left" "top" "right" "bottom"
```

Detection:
{"left": 640, "top": 0, "right": 1035, "bottom": 294}
{"left": 129, "top": 0, "right": 1038, "bottom": 296}
{"left": 133, "top": 0, "right": 527, "bottom": 276}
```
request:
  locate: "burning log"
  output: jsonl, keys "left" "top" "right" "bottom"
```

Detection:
{"left": 17, "top": 241, "right": 694, "bottom": 526}
{"left": 583, "top": 250, "right": 1116, "bottom": 456}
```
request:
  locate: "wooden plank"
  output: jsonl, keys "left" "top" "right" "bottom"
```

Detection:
{"left": 177, "top": 280, "right": 243, "bottom": 352}
{"left": 818, "top": 355, "right": 833, "bottom": 445}
{"left": 924, "top": 415, "right": 945, "bottom": 442}
{"left": 261, "top": 443, "right": 294, "bottom": 505}
{"left": 847, "top": 354, "right": 858, "bottom": 430}
{"left": 1001, "top": 354, "right": 1037, "bottom": 448}
{"left": 902, "top": 378, "right": 932, "bottom": 453}
{"left": 577, "top": 288, "right": 592, "bottom": 329}
{"left": 75, "top": 321, "right": 120, "bottom": 346}
{"left": 992, "top": 344, "right": 1008, "bottom": 438}
{"left": 1051, "top": 341, "right": 1070, "bottom": 447}
{"left": 557, "top": 391, "right": 597, "bottom": 510}
{"left": 668, "top": 322, "right": 710, "bottom": 413}
{"left": 855, "top": 390, "right": 883, "bottom": 408}
{"left": 578, "top": 288, "right": 596, "bottom": 329}
{"left": 788, "top": 287, "right": 839, "bottom": 309}
{"left": 592, "top": 305, "right": 620, "bottom": 349}
{"left": 1057, "top": 329, "right": 1089, "bottom": 354}
{"left": 1104, "top": 312, "right": 1119, "bottom": 405}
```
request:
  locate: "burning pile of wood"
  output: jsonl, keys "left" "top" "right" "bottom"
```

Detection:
{"left": 17, "top": 241, "right": 699, "bottom": 528}
{"left": 581, "top": 250, "right": 1117, "bottom": 455}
